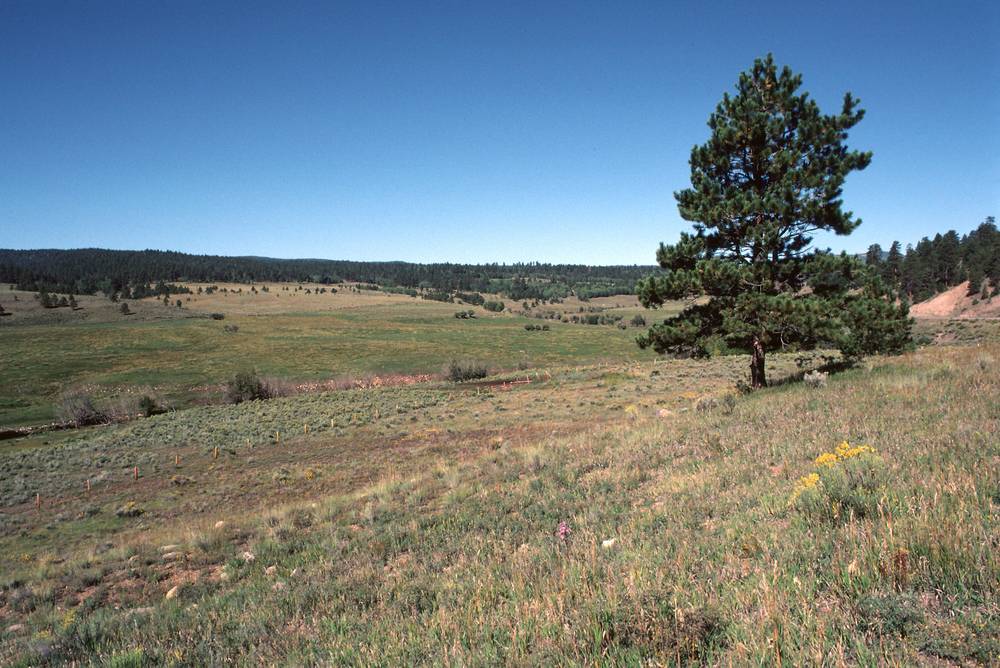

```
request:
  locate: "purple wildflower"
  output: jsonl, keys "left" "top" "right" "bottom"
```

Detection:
{"left": 556, "top": 520, "right": 572, "bottom": 541}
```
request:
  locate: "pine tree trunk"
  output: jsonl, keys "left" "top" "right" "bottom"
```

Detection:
{"left": 750, "top": 336, "right": 766, "bottom": 389}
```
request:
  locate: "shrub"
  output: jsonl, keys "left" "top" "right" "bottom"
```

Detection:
{"left": 630, "top": 314, "right": 646, "bottom": 327}
{"left": 803, "top": 370, "right": 828, "bottom": 388}
{"left": 225, "top": 371, "right": 270, "bottom": 404}
{"left": 790, "top": 442, "right": 887, "bottom": 522}
{"left": 58, "top": 392, "right": 107, "bottom": 427}
{"left": 210, "top": 313, "right": 225, "bottom": 320}
{"left": 483, "top": 301, "right": 504, "bottom": 313}
{"left": 695, "top": 396, "right": 719, "bottom": 412}
{"left": 223, "top": 324, "right": 240, "bottom": 333}
{"left": 138, "top": 395, "right": 159, "bottom": 418}
{"left": 446, "top": 359, "right": 489, "bottom": 382}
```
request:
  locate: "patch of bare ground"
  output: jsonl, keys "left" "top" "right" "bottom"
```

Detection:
{"left": 911, "top": 281, "right": 1000, "bottom": 319}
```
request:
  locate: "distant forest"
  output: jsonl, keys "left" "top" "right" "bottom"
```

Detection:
{"left": 3, "top": 217, "right": 996, "bottom": 304}
{"left": 864, "top": 217, "right": 999, "bottom": 302}
{"left": 0, "top": 249, "right": 651, "bottom": 301}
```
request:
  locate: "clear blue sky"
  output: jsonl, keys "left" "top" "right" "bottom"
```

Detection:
{"left": 1, "top": 0, "right": 997, "bottom": 264}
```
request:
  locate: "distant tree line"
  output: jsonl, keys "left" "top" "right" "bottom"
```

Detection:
{"left": 0, "top": 248, "right": 650, "bottom": 300}
{"left": 864, "top": 217, "right": 998, "bottom": 301}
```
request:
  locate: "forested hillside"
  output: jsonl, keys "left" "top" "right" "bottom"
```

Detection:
{"left": 865, "top": 217, "right": 999, "bottom": 301}
{"left": 0, "top": 249, "right": 650, "bottom": 300}
{"left": 3, "top": 217, "right": 996, "bottom": 305}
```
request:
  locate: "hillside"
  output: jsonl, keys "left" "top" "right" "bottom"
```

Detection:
{"left": 910, "top": 281, "right": 1000, "bottom": 319}
{"left": 0, "top": 249, "right": 652, "bottom": 300}
{"left": 1, "top": 337, "right": 997, "bottom": 665}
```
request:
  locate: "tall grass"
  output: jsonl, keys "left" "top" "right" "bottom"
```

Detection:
{"left": 1, "top": 344, "right": 997, "bottom": 665}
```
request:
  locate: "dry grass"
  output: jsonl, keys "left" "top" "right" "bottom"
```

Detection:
{"left": 0, "top": 341, "right": 996, "bottom": 665}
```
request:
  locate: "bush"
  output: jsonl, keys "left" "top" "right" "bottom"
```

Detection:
{"left": 58, "top": 392, "right": 107, "bottom": 427}
{"left": 483, "top": 301, "right": 504, "bottom": 313}
{"left": 210, "top": 313, "right": 225, "bottom": 320}
{"left": 446, "top": 359, "right": 489, "bottom": 382}
{"left": 803, "top": 370, "right": 828, "bottom": 388}
{"left": 225, "top": 371, "right": 270, "bottom": 404}
{"left": 138, "top": 395, "right": 159, "bottom": 417}
{"left": 789, "top": 442, "right": 888, "bottom": 522}
{"left": 630, "top": 314, "right": 646, "bottom": 327}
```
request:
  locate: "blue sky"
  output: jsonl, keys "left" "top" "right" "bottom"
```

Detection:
{"left": 1, "top": 0, "right": 997, "bottom": 264}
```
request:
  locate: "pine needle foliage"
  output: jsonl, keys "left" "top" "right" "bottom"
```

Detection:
{"left": 638, "top": 55, "right": 911, "bottom": 387}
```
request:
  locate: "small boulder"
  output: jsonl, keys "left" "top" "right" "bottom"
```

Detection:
{"left": 165, "top": 585, "right": 180, "bottom": 600}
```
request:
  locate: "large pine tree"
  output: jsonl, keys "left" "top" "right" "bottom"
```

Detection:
{"left": 637, "top": 55, "right": 911, "bottom": 388}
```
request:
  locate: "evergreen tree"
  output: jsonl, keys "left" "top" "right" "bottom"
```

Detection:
{"left": 637, "top": 55, "right": 910, "bottom": 388}
{"left": 865, "top": 243, "right": 884, "bottom": 267}
{"left": 885, "top": 241, "right": 903, "bottom": 284}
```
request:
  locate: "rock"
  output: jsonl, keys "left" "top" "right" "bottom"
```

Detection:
{"left": 161, "top": 551, "right": 183, "bottom": 562}
{"left": 265, "top": 565, "right": 277, "bottom": 577}
{"left": 160, "top": 544, "right": 180, "bottom": 552}
{"left": 165, "top": 585, "right": 180, "bottom": 600}
{"left": 240, "top": 551, "right": 255, "bottom": 563}
{"left": 214, "top": 521, "right": 226, "bottom": 530}
{"left": 656, "top": 408, "right": 673, "bottom": 418}
{"left": 601, "top": 538, "right": 617, "bottom": 549}
{"left": 5, "top": 623, "right": 25, "bottom": 634}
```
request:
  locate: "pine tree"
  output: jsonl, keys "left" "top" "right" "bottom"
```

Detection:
{"left": 885, "top": 241, "right": 903, "bottom": 285}
{"left": 637, "top": 55, "right": 910, "bottom": 388}
{"left": 865, "top": 244, "right": 884, "bottom": 267}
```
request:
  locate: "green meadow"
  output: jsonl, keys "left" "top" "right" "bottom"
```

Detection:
{"left": 0, "top": 339, "right": 996, "bottom": 665}
{"left": 0, "top": 300, "right": 656, "bottom": 428}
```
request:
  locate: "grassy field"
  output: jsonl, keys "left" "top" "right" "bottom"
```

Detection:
{"left": 0, "top": 331, "right": 997, "bottom": 664}
{"left": 2, "top": 284, "right": 998, "bottom": 665}
{"left": 1, "top": 285, "right": 663, "bottom": 428}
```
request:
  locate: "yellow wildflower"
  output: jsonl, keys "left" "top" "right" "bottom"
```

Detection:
{"left": 814, "top": 452, "right": 839, "bottom": 467}
{"left": 789, "top": 472, "right": 820, "bottom": 505}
